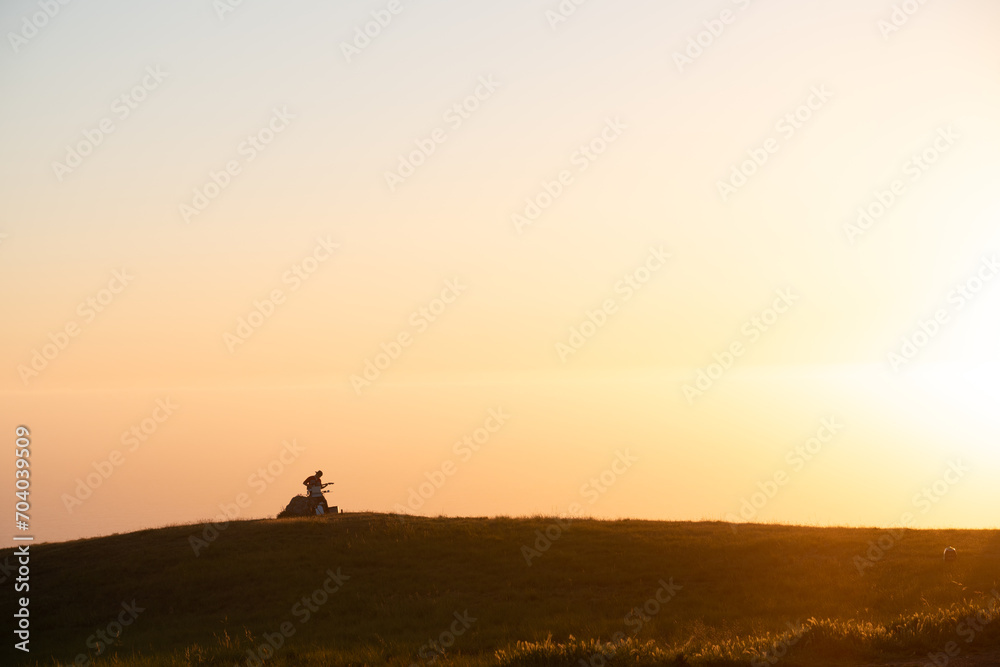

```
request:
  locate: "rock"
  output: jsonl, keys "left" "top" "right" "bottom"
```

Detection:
{"left": 277, "top": 495, "right": 339, "bottom": 518}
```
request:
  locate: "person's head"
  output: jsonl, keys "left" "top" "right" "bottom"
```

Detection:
{"left": 315, "top": 470, "right": 323, "bottom": 477}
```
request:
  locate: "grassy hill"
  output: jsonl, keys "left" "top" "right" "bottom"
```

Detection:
{"left": 6, "top": 513, "right": 1000, "bottom": 666}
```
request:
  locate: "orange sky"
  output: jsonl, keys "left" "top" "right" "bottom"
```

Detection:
{"left": 2, "top": 0, "right": 1000, "bottom": 544}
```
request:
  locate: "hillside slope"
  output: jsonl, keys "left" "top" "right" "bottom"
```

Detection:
{"left": 6, "top": 513, "right": 1000, "bottom": 666}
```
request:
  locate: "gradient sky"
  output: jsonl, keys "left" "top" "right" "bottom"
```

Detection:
{"left": 2, "top": 0, "right": 1000, "bottom": 544}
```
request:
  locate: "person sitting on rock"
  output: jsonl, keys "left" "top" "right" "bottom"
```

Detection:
{"left": 302, "top": 470, "right": 332, "bottom": 514}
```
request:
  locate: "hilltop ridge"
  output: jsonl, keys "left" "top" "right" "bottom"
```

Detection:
{"left": 6, "top": 513, "right": 1000, "bottom": 666}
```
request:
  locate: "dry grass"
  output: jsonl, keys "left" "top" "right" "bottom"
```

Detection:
{"left": 5, "top": 513, "right": 1000, "bottom": 666}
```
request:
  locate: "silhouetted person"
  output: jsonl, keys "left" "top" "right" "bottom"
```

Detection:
{"left": 303, "top": 470, "right": 332, "bottom": 514}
